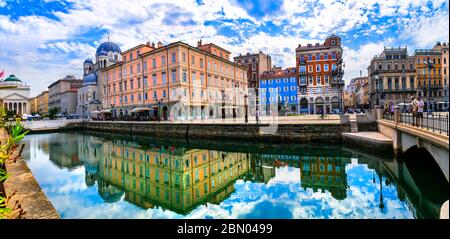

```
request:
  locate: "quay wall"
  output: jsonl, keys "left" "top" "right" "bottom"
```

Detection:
{"left": 62, "top": 121, "right": 376, "bottom": 143}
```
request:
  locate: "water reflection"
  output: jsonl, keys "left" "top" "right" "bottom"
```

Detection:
{"left": 21, "top": 132, "right": 448, "bottom": 219}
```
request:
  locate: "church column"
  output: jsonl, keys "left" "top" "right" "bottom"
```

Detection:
{"left": 18, "top": 102, "right": 22, "bottom": 115}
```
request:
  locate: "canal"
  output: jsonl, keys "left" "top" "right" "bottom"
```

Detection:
{"left": 21, "top": 131, "right": 448, "bottom": 219}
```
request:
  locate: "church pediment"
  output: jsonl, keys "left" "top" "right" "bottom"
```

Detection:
{"left": 1, "top": 92, "right": 30, "bottom": 100}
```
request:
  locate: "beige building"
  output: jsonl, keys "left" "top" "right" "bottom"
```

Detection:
{"left": 29, "top": 97, "right": 38, "bottom": 114}
{"left": 368, "top": 47, "right": 416, "bottom": 108}
{"left": 48, "top": 75, "right": 83, "bottom": 115}
{"left": 36, "top": 90, "right": 49, "bottom": 114}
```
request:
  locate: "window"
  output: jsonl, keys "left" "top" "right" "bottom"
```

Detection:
{"left": 316, "top": 76, "right": 321, "bottom": 85}
{"left": 171, "top": 70, "right": 177, "bottom": 83}
{"left": 143, "top": 61, "right": 147, "bottom": 71}
{"left": 152, "top": 58, "right": 156, "bottom": 68}
{"left": 309, "top": 76, "right": 313, "bottom": 84}
{"left": 191, "top": 55, "right": 195, "bottom": 65}
{"left": 161, "top": 55, "right": 165, "bottom": 66}
{"left": 130, "top": 53, "right": 133, "bottom": 61}
{"left": 162, "top": 90, "right": 166, "bottom": 98}
{"left": 143, "top": 76, "right": 148, "bottom": 86}
{"left": 130, "top": 79, "right": 134, "bottom": 89}
{"left": 308, "top": 54, "right": 312, "bottom": 61}
{"left": 152, "top": 74, "right": 157, "bottom": 85}
{"left": 324, "top": 64, "right": 329, "bottom": 72}
{"left": 192, "top": 72, "right": 196, "bottom": 81}
{"left": 316, "top": 64, "right": 321, "bottom": 72}
{"left": 207, "top": 60, "right": 211, "bottom": 69}
{"left": 316, "top": 54, "right": 320, "bottom": 60}
{"left": 162, "top": 72, "right": 166, "bottom": 85}
{"left": 324, "top": 54, "right": 328, "bottom": 60}
{"left": 200, "top": 74, "right": 204, "bottom": 85}
{"left": 200, "top": 58, "right": 204, "bottom": 68}
{"left": 130, "top": 65, "right": 133, "bottom": 75}
{"left": 182, "top": 52, "right": 186, "bottom": 62}
{"left": 324, "top": 75, "right": 329, "bottom": 84}
{"left": 171, "top": 52, "right": 176, "bottom": 64}
{"left": 137, "top": 63, "right": 141, "bottom": 72}
{"left": 182, "top": 70, "right": 187, "bottom": 82}
{"left": 153, "top": 91, "right": 157, "bottom": 100}
{"left": 332, "top": 53, "right": 336, "bottom": 59}
{"left": 300, "top": 66, "right": 306, "bottom": 72}
{"left": 308, "top": 65, "right": 313, "bottom": 73}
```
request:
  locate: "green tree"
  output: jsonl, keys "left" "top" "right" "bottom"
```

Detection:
{"left": 48, "top": 108, "right": 58, "bottom": 120}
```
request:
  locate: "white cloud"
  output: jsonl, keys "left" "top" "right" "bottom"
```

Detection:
{"left": 0, "top": 0, "right": 448, "bottom": 96}
{"left": 401, "top": 10, "right": 449, "bottom": 47}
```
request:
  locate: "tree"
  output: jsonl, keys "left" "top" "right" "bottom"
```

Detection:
{"left": 48, "top": 108, "right": 58, "bottom": 120}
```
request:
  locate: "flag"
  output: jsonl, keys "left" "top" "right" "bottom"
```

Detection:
{"left": 0, "top": 70, "right": 4, "bottom": 78}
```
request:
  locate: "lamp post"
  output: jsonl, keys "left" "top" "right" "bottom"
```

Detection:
{"left": 424, "top": 56, "right": 434, "bottom": 113}
{"left": 244, "top": 95, "right": 248, "bottom": 123}
{"left": 375, "top": 74, "right": 380, "bottom": 107}
{"left": 157, "top": 98, "right": 162, "bottom": 122}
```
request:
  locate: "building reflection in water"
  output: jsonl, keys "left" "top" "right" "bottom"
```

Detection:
{"left": 75, "top": 136, "right": 356, "bottom": 212}
{"left": 78, "top": 136, "right": 251, "bottom": 214}
{"left": 300, "top": 156, "right": 349, "bottom": 200}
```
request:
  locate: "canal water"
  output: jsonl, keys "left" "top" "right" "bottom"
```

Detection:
{"left": 21, "top": 132, "right": 448, "bottom": 219}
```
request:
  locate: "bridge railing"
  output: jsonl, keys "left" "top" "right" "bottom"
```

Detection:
{"left": 383, "top": 111, "right": 449, "bottom": 136}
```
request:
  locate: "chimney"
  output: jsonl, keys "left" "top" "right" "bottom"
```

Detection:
{"left": 197, "top": 39, "right": 202, "bottom": 47}
{"left": 157, "top": 42, "right": 163, "bottom": 48}
{"left": 298, "top": 44, "right": 301, "bottom": 47}
{"left": 146, "top": 41, "right": 151, "bottom": 47}
{"left": 151, "top": 42, "right": 155, "bottom": 48}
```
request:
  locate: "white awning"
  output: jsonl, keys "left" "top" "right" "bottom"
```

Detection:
{"left": 131, "top": 107, "right": 152, "bottom": 113}
{"left": 99, "top": 109, "right": 112, "bottom": 113}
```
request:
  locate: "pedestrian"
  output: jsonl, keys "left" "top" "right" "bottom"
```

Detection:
{"left": 389, "top": 102, "right": 394, "bottom": 115}
{"left": 411, "top": 96, "right": 418, "bottom": 126}
{"left": 417, "top": 96, "right": 424, "bottom": 127}
{"left": 255, "top": 109, "right": 260, "bottom": 124}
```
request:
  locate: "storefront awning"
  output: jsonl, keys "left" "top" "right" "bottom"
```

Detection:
{"left": 100, "top": 109, "right": 112, "bottom": 113}
{"left": 131, "top": 107, "right": 152, "bottom": 113}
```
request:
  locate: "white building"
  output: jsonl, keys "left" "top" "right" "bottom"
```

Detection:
{"left": 77, "top": 41, "right": 122, "bottom": 118}
{"left": 0, "top": 74, "right": 31, "bottom": 115}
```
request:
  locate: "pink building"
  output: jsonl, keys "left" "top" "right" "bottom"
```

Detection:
{"left": 100, "top": 40, "right": 248, "bottom": 120}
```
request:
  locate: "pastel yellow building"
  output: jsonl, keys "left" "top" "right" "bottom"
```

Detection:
{"left": 85, "top": 138, "right": 251, "bottom": 214}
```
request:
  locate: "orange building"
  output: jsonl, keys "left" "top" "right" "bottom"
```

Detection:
{"left": 295, "top": 35, "right": 345, "bottom": 114}
{"left": 100, "top": 40, "right": 248, "bottom": 120}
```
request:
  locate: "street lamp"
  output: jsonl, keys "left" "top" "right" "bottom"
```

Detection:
{"left": 375, "top": 74, "right": 380, "bottom": 106}
{"left": 424, "top": 56, "right": 434, "bottom": 113}
{"left": 244, "top": 95, "right": 248, "bottom": 123}
{"left": 157, "top": 98, "right": 162, "bottom": 122}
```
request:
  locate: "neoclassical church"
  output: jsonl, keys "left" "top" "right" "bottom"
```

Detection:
{"left": 77, "top": 40, "right": 122, "bottom": 118}
{"left": 0, "top": 74, "right": 30, "bottom": 115}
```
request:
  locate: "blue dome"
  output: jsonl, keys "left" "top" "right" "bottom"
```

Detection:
{"left": 96, "top": 41, "right": 121, "bottom": 57}
{"left": 83, "top": 72, "right": 97, "bottom": 85}
{"left": 84, "top": 59, "right": 93, "bottom": 64}
{"left": 97, "top": 50, "right": 108, "bottom": 57}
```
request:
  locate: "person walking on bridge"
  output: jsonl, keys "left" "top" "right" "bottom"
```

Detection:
{"left": 411, "top": 96, "right": 418, "bottom": 126}
{"left": 417, "top": 96, "right": 424, "bottom": 127}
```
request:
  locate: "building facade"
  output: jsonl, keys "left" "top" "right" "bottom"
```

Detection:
{"left": 0, "top": 74, "right": 30, "bottom": 115}
{"left": 415, "top": 42, "right": 449, "bottom": 111}
{"left": 48, "top": 75, "right": 83, "bottom": 114}
{"left": 77, "top": 41, "right": 123, "bottom": 118}
{"left": 368, "top": 47, "right": 416, "bottom": 108}
{"left": 233, "top": 52, "right": 271, "bottom": 89}
{"left": 36, "top": 90, "right": 49, "bottom": 114}
{"left": 29, "top": 97, "right": 37, "bottom": 114}
{"left": 100, "top": 40, "right": 248, "bottom": 120}
{"left": 296, "top": 35, "right": 345, "bottom": 114}
{"left": 259, "top": 67, "right": 298, "bottom": 114}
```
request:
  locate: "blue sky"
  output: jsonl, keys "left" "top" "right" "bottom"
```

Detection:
{"left": 0, "top": 0, "right": 449, "bottom": 96}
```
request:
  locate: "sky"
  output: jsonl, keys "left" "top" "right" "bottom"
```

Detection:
{"left": 0, "top": 0, "right": 449, "bottom": 96}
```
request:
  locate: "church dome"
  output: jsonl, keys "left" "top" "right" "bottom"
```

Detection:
{"left": 83, "top": 72, "right": 97, "bottom": 86}
{"left": 84, "top": 59, "right": 93, "bottom": 64}
{"left": 96, "top": 42, "right": 121, "bottom": 57}
{"left": 2, "top": 74, "right": 22, "bottom": 85}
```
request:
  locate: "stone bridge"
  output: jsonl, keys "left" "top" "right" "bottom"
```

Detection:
{"left": 377, "top": 110, "right": 449, "bottom": 182}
